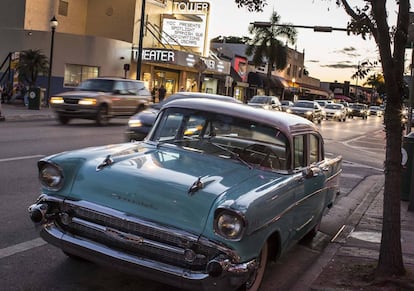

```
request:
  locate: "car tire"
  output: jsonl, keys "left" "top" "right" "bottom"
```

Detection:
{"left": 57, "top": 115, "right": 70, "bottom": 125}
{"left": 96, "top": 105, "right": 109, "bottom": 126}
{"left": 239, "top": 242, "right": 268, "bottom": 291}
{"left": 317, "top": 117, "right": 322, "bottom": 124}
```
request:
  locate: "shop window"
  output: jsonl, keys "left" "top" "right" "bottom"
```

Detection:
{"left": 64, "top": 64, "right": 99, "bottom": 87}
{"left": 59, "top": 1, "right": 68, "bottom": 16}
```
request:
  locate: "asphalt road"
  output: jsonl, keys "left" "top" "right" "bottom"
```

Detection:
{"left": 0, "top": 116, "right": 385, "bottom": 291}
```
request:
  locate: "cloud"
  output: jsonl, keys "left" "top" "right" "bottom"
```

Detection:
{"left": 333, "top": 46, "right": 361, "bottom": 57}
{"left": 320, "top": 60, "right": 357, "bottom": 69}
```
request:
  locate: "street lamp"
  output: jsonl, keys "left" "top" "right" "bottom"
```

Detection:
{"left": 46, "top": 16, "right": 58, "bottom": 106}
{"left": 136, "top": 0, "right": 146, "bottom": 80}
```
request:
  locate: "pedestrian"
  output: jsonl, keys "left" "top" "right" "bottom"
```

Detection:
{"left": 151, "top": 87, "right": 157, "bottom": 103}
{"left": 158, "top": 84, "right": 166, "bottom": 102}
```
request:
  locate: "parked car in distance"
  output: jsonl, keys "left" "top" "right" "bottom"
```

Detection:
{"left": 324, "top": 103, "right": 347, "bottom": 121}
{"left": 281, "top": 100, "right": 294, "bottom": 111}
{"left": 125, "top": 92, "right": 240, "bottom": 141}
{"left": 50, "top": 77, "right": 152, "bottom": 125}
{"left": 348, "top": 103, "right": 369, "bottom": 119}
{"left": 287, "top": 100, "right": 324, "bottom": 124}
{"left": 314, "top": 99, "right": 329, "bottom": 120}
{"left": 247, "top": 95, "right": 282, "bottom": 111}
{"left": 29, "top": 98, "right": 342, "bottom": 291}
{"left": 368, "top": 105, "right": 383, "bottom": 117}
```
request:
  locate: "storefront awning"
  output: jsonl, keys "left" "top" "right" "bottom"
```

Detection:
{"left": 247, "top": 72, "right": 287, "bottom": 89}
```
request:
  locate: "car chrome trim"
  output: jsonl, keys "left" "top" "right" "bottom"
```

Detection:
{"left": 40, "top": 223, "right": 253, "bottom": 291}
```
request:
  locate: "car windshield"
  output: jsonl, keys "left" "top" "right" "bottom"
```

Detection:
{"left": 351, "top": 104, "right": 365, "bottom": 109}
{"left": 325, "top": 104, "right": 343, "bottom": 109}
{"left": 77, "top": 79, "right": 114, "bottom": 92}
{"left": 294, "top": 101, "right": 314, "bottom": 108}
{"left": 150, "top": 107, "right": 289, "bottom": 171}
{"left": 249, "top": 96, "right": 271, "bottom": 104}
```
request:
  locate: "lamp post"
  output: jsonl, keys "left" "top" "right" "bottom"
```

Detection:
{"left": 136, "top": 0, "right": 146, "bottom": 80}
{"left": 46, "top": 16, "right": 58, "bottom": 106}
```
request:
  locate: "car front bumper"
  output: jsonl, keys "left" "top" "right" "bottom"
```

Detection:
{"left": 30, "top": 195, "right": 256, "bottom": 291}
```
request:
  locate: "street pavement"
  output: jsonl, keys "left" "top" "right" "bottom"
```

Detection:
{"left": 1, "top": 102, "right": 414, "bottom": 290}
{"left": 0, "top": 102, "right": 55, "bottom": 121}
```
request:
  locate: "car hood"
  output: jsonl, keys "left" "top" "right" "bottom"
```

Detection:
{"left": 324, "top": 108, "right": 341, "bottom": 113}
{"left": 129, "top": 108, "right": 160, "bottom": 123}
{"left": 47, "top": 143, "right": 262, "bottom": 235}
{"left": 290, "top": 106, "right": 313, "bottom": 113}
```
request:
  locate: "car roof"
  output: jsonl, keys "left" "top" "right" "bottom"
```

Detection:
{"left": 162, "top": 98, "right": 319, "bottom": 135}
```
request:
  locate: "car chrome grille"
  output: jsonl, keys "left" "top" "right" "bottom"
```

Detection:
{"left": 63, "top": 97, "right": 79, "bottom": 104}
{"left": 58, "top": 203, "right": 222, "bottom": 270}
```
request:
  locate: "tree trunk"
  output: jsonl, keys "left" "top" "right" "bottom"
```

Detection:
{"left": 369, "top": 0, "right": 407, "bottom": 277}
{"left": 265, "top": 66, "right": 271, "bottom": 95}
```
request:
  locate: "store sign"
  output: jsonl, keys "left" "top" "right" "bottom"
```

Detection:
{"left": 142, "top": 49, "right": 175, "bottom": 62}
{"left": 172, "top": 2, "right": 210, "bottom": 14}
{"left": 162, "top": 18, "right": 206, "bottom": 48}
{"left": 138, "top": 49, "right": 230, "bottom": 75}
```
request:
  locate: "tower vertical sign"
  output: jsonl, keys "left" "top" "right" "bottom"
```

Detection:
{"left": 161, "top": 2, "right": 209, "bottom": 53}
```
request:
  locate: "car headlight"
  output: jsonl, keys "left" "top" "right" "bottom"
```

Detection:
{"left": 128, "top": 119, "right": 143, "bottom": 128}
{"left": 50, "top": 97, "right": 64, "bottom": 104}
{"left": 305, "top": 111, "right": 312, "bottom": 115}
{"left": 78, "top": 98, "right": 97, "bottom": 105}
{"left": 335, "top": 112, "right": 340, "bottom": 116}
{"left": 286, "top": 109, "right": 292, "bottom": 113}
{"left": 38, "top": 162, "right": 64, "bottom": 191}
{"left": 214, "top": 210, "right": 245, "bottom": 240}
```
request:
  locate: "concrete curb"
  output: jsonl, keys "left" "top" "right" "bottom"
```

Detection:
{"left": 290, "top": 175, "right": 385, "bottom": 290}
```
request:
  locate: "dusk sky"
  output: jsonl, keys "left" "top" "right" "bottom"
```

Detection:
{"left": 208, "top": 0, "right": 407, "bottom": 84}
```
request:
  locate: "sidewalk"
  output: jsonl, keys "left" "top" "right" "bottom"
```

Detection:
{"left": 295, "top": 175, "right": 414, "bottom": 290}
{"left": 0, "top": 102, "right": 55, "bottom": 121}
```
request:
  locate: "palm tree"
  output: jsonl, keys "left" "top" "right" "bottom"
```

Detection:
{"left": 16, "top": 49, "right": 49, "bottom": 88}
{"left": 364, "top": 73, "right": 386, "bottom": 104}
{"left": 246, "top": 11, "right": 297, "bottom": 95}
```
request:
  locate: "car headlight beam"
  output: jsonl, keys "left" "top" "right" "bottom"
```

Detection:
{"left": 79, "top": 98, "right": 97, "bottom": 105}
{"left": 214, "top": 210, "right": 245, "bottom": 240}
{"left": 128, "top": 119, "right": 143, "bottom": 128}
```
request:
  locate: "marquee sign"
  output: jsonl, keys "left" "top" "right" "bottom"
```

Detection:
{"left": 162, "top": 17, "right": 206, "bottom": 48}
{"left": 136, "top": 49, "right": 231, "bottom": 75}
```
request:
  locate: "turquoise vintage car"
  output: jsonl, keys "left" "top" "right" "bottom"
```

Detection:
{"left": 29, "top": 98, "right": 342, "bottom": 291}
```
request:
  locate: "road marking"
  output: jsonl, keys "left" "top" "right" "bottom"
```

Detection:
{"left": 0, "top": 238, "right": 46, "bottom": 259}
{"left": 0, "top": 155, "right": 45, "bottom": 163}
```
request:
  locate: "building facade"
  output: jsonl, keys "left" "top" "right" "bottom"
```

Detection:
{"left": 0, "top": 0, "right": 230, "bottom": 99}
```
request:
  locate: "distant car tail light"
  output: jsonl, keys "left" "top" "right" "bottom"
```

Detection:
{"left": 79, "top": 98, "right": 97, "bottom": 105}
{"left": 50, "top": 97, "right": 64, "bottom": 104}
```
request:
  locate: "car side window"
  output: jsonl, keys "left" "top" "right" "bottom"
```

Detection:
{"left": 294, "top": 135, "right": 305, "bottom": 168}
{"left": 309, "top": 134, "right": 320, "bottom": 164}
{"left": 113, "top": 81, "right": 128, "bottom": 95}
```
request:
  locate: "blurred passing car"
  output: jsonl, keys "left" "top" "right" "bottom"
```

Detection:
{"left": 281, "top": 100, "right": 294, "bottom": 112}
{"left": 286, "top": 100, "right": 324, "bottom": 124}
{"left": 50, "top": 77, "right": 151, "bottom": 125}
{"left": 247, "top": 95, "right": 282, "bottom": 111}
{"left": 348, "top": 103, "right": 369, "bottom": 119}
{"left": 324, "top": 103, "right": 347, "bottom": 121}
{"left": 368, "top": 105, "right": 383, "bottom": 117}
{"left": 125, "top": 92, "right": 240, "bottom": 141}
{"left": 29, "top": 98, "right": 342, "bottom": 291}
